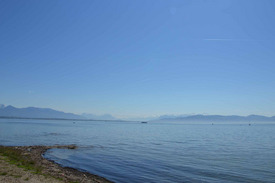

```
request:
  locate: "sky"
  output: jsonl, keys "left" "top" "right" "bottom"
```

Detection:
{"left": 1, "top": 0, "right": 275, "bottom": 118}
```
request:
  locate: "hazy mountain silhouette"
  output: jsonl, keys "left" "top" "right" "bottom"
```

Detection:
{"left": 0, "top": 105, "right": 83, "bottom": 119}
{"left": 155, "top": 114, "right": 275, "bottom": 122}
{"left": 82, "top": 113, "right": 116, "bottom": 120}
{"left": 1, "top": 104, "right": 274, "bottom": 122}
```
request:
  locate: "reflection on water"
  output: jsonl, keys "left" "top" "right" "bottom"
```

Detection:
{"left": 1, "top": 118, "right": 275, "bottom": 183}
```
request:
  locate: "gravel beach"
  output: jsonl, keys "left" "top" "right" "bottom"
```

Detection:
{"left": 0, "top": 145, "right": 112, "bottom": 183}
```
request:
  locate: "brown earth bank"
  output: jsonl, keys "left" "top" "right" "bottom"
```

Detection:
{"left": 0, "top": 145, "right": 113, "bottom": 183}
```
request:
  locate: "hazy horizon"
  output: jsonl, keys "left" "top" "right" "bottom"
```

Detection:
{"left": 1, "top": 104, "right": 275, "bottom": 122}
{"left": 1, "top": 0, "right": 275, "bottom": 117}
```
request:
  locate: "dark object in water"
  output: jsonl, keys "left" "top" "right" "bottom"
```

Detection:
{"left": 141, "top": 122, "right": 147, "bottom": 124}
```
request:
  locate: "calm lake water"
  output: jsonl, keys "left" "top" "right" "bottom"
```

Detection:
{"left": 0, "top": 118, "right": 275, "bottom": 183}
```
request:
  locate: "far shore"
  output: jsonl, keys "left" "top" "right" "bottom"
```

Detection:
{"left": 0, "top": 145, "right": 112, "bottom": 183}
{"left": 0, "top": 115, "right": 132, "bottom": 122}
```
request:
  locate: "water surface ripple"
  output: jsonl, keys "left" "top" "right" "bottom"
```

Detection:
{"left": 1, "top": 119, "right": 275, "bottom": 183}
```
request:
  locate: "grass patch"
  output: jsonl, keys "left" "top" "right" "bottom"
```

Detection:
{"left": 0, "top": 146, "right": 67, "bottom": 182}
{"left": 12, "top": 174, "right": 22, "bottom": 178}
{"left": 24, "top": 177, "right": 30, "bottom": 181}
{"left": 0, "top": 146, "right": 42, "bottom": 173}
{"left": 0, "top": 146, "right": 85, "bottom": 183}
{"left": 56, "top": 177, "right": 64, "bottom": 181}
{"left": 0, "top": 172, "right": 8, "bottom": 176}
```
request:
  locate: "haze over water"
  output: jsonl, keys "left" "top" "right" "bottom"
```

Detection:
{"left": 1, "top": 1, "right": 275, "bottom": 182}
{"left": 1, "top": 119, "right": 275, "bottom": 183}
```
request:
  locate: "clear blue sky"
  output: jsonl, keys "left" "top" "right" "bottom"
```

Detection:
{"left": 1, "top": 0, "right": 275, "bottom": 118}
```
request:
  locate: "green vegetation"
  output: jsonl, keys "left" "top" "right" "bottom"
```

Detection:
{"left": 0, "top": 172, "right": 8, "bottom": 176}
{"left": 0, "top": 146, "right": 87, "bottom": 183}
{"left": 0, "top": 146, "right": 69, "bottom": 182}
{"left": 0, "top": 146, "right": 41, "bottom": 173}
{"left": 12, "top": 174, "right": 22, "bottom": 178}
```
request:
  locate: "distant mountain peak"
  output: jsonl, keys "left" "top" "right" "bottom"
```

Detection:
{"left": 5, "top": 105, "right": 16, "bottom": 109}
{"left": 0, "top": 105, "right": 83, "bottom": 119}
{"left": 154, "top": 114, "right": 275, "bottom": 122}
{"left": 81, "top": 113, "right": 116, "bottom": 120}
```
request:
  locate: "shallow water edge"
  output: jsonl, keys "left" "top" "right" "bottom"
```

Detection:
{"left": 0, "top": 145, "right": 112, "bottom": 183}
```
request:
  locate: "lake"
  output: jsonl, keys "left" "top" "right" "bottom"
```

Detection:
{"left": 0, "top": 118, "right": 275, "bottom": 183}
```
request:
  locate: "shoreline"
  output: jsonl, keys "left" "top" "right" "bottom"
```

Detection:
{"left": 0, "top": 145, "right": 112, "bottom": 183}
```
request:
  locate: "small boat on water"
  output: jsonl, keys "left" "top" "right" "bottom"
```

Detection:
{"left": 141, "top": 121, "right": 148, "bottom": 124}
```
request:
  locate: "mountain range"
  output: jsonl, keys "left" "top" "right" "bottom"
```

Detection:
{"left": 155, "top": 114, "right": 275, "bottom": 122}
{"left": 82, "top": 113, "right": 116, "bottom": 120}
{"left": 0, "top": 104, "right": 274, "bottom": 122}
{"left": 0, "top": 105, "right": 83, "bottom": 119}
{"left": 0, "top": 104, "right": 121, "bottom": 121}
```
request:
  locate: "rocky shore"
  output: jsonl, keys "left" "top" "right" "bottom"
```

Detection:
{"left": 0, "top": 145, "right": 112, "bottom": 183}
